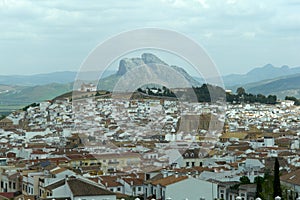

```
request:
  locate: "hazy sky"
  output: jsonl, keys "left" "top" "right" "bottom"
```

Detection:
{"left": 0, "top": 0, "right": 299, "bottom": 75}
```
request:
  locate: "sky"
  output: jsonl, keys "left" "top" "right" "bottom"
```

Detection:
{"left": 0, "top": 0, "right": 300, "bottom": 76}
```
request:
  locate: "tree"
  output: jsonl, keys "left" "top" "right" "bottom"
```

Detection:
{"left": 240, "top": 176, "right": 250, "bottom": 184}
{"left": 285, "top": 96, "right": 300, "bottom": 105}
{"left": 267, "top": 95, "right": 277, "bottom": 104}
{"left": 257, "top": 94, "right": 267, "bottom": 104}
{"left": 273, "top": 157, "right": 282, "bottom": 198}
{"left": 254, "top": 176, "right": 264, "bottom": 198}
{"left": 95, "top": 91, "right": 101, "bottom": 96}
{"left": 236, "top": 87, "right": 246, "bottom": 96}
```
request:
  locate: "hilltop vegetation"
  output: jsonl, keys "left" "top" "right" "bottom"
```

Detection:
{"left": 227, "top": 87, "right": 277, "bottom": 104}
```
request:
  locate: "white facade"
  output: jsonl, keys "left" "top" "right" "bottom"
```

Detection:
{"left": 73, "top": 195, "right": 116, "bottom": 200}
{"left": 164, "top": 177, "right": 218, "bottom": 200}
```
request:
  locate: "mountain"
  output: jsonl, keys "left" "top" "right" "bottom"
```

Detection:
{"left": 0, "top": 83, "right": 73, "bottom": 105}
{"left": 243, "top": 73, "right": 300, "bottom": 99}
{"left": 223, "top": 64, "right": 300, "bottom": 86}
{"left": 0, "top": 70, "right": 114, "bottom": 86}
{"left": 0, "top": 53, "right": 201, "bottom": 114}
{"left": 97, "top": 53, "right": 201, "bottom": 90}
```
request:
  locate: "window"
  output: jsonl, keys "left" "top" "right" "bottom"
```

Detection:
{"left": 146, "top": 174, "right": 150, "bottom": 180}
{"left": 138, "top": 186, "right": 141, "bottom": 191}
{"left": 117, "top": 187, "right": 121, "bottom": 191}
{"left": 192, "top": 162, "right": 195, "bottom": 167}
{"left": 13, "top": 182, "right": 16, "bottom": 189}
{"left": 186, "top": 162, "right": 190, "bottom": 167}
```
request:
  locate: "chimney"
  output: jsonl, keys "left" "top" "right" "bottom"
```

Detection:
{"left": 162, "top": 170, "right": 168, "bottom": 178}
{"left": 65, "top": 175, "right": 69, "bottom": 185}
{"left": 175, "top": 172, "right": 179, "bottom": 178}
{"left": 196, "top": 171, "right": 199, "bottom": 178}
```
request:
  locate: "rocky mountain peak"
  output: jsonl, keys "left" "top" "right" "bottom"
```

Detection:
{"left": 141, "top": 53, "right": 168, "bottom": 65}
{"left": 117, "top": 57, "right": 144, "bottom": 76}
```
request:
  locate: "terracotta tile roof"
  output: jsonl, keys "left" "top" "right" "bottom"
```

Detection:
{"left": 122, "top": 177, "right": 144, "bottom": 186}
{"left": 145, "top": 173, "right": 164, "bottom": 184}
{"left": 0, "top": 192, "right": 20, "bottom": 199}
{"left": 174, "top": 166, "right": 213, "bottom": 174}
{"left": 93, "top": 152, "right": 141, "bottom": 159}
{"left": 31, "top": 150, "right": 48, "bottom": 154}
{"left": 264, "top": 157, "right": 288, "bottom": 170}
{"left": 280, "top": 168, "right": 300, "bottom": 186}
{"left": 151, "top": 175, "right": 188, "bottom": 186}
{"left": 23, "top": 195, "right": 35, "bottom": 200}
{"left": 66, "top": 154, "right": 97, "bottom": 160}
{"left": 116, "top": 192, "right": 130, "bottom": 199}
{"left": 220, "top": 132, "right": 248, "bottom": 139}
{"left": 100, "top": 176, "right": 123, "bottom": 187}
{"left": 228, "top": 162, "right": 239, "bottom": 168}
{"left": 45, "top": 179, "right": 65, "bottom": 191}
{"left": 127, "top": 172, "right": 146, "bottom": 180}
{"left": 67, "top": 178, "right": 115, "bottom": 197}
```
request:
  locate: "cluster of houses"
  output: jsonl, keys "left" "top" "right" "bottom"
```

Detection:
{"left": 0, "top": 96, "right": 300, "bottom": 199}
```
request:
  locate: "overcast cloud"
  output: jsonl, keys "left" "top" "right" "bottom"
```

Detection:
{"left": 0, "top": 0, "right": 299, "bottom": 75}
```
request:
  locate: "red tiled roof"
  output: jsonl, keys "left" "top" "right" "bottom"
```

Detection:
{"left": 122, "top": 177, "right": 144, "bottom": 186}
{"left": 67, "top": 178, "right": 115, "bottom": 197}
{"left": 281, "top": 168, "right": 300, "bottom": 186}
{"left": 151, "top": 175, "right": 188, "bottom": 186}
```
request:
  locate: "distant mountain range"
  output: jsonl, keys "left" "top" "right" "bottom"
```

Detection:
{"left": 224, "top": 64, "right": 300, "bottom": 99}
{"left": 0, "top": 53, "right": 201, "bottom": 113}
{"left": 1, "top": 54, "right": 300, "bottom": 114}
{"left": 0, "top": 83, "right": 73, "bottom": 105}
{"left": 223, "top": 64, "right": 300, "bottom": 86}
{"left": 0, "top": 70, "right": 114, "bottom": 86}
{"left": 242, "top": 73, "right": 300, "bottom": 99}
